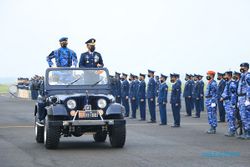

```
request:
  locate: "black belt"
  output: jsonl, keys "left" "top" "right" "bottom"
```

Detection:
{"left": 205, "top": 96, "right": 212, "bottom": 98}
{"left": 238, "top": 94, "right": 246, "bottom": 97}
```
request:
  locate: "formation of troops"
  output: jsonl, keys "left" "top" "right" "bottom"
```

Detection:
{"left": 39, "top": 37, "right": 250, "bottom": 139}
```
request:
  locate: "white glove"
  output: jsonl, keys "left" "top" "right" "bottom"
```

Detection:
{"left": 211, "top": 103, "right": 216, "bottom": 108}
{"left": 245, "top": 100, "right": 250, "bottom": 106}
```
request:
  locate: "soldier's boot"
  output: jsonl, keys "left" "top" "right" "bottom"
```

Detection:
{"left": 245, "top": 130, "right": 250, "bottom": 140}
{"left": 225, "top": 131, "right": 235, "bottom": 137}
{"left": 207, "top": 127, "right": 216, "bottom": 134}
{"left": 237, "top": 129, "right": 247, "bottom": 139}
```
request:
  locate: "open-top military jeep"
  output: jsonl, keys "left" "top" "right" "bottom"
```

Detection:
{"left": 34, "top": 68, "right": 126, "bottom": 149}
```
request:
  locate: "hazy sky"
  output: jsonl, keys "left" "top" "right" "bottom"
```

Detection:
{"left": 0, "top": 0, "right": 250, "bottom": 79}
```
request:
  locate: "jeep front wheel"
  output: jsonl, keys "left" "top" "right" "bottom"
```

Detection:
{"left": 35, "top": 116, "right": 44, "bottom": 143}
{"left": 109, "top": 124, "right": 126, "bottom": 148}
{"left": 44, "top": 117, "right": 60, "bottom": 149}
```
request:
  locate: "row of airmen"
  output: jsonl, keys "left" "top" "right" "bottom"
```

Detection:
{"left": 110, "top": 70, "right": 182, "bottom": 127}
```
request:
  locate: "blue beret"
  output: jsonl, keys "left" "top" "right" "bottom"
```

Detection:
{"left": 59, "top": 37, "right": 68, "bottom": 42}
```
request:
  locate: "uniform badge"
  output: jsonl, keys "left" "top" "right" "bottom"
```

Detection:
{"left": 94, "top": 55, "right": 99, "bottom": 63}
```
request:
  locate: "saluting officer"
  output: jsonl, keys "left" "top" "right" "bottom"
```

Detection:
{"left": 183, "top": 74, "right": 193, "bottom": 116}
{"left": 217, "top": 72, "right": 226, "bottom": 122}
{"left": 121, "top": 73, "right": 130, "bottom": 117}
{"left": 158, "top": 74, "right": 168, "bottom": 125}
{"left": 47, "top": 37, "right": 78, "bottom": 67}
{"left": 147, "top": 70, "right": 157, "bottom": 123}
{"left": 137, "top": 73, "right": 146, "bottom": 121}
{"left": 79, "top": 38, "right": 104, "bottom": 68}
{"left": 115, "top": 72, "right": 122, "bottom": 104}
{"left": 205, "top": 71, "right": 218, "bottom": 134}
{"left": 170, "top": 73, "right": 182, "bottom": 127}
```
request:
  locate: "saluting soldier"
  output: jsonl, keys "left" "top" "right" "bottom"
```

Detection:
{"left": 79, "top": 38, "right": 104, "bottom": 68}
{"left": 158, "top": 74, "right": 168, "bottom": 125}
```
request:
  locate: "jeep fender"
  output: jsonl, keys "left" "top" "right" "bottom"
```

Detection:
{"left": 106, "top": 103, "right": 125, "bottom": 116}
{"left": 46, "top": 104, "right": 68, "bottom": 116}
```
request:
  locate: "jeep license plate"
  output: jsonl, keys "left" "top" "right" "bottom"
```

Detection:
{"left": 78, "top": 110, "right": 98, "bottom": 118}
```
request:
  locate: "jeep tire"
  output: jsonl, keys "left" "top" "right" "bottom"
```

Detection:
{"left": 109, "top": 124, "right": 126, "bottom": 148}
{"left": 44, "top": 117, "right": 60, "bottom": 149}
{"left": 35, "top": 116, "right": 44, "bottom": 143}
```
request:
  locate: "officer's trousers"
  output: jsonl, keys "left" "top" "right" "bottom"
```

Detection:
{"left": 171, "top": 103, "right": 181, "bottom": 125}
{"left": 185, "top": 97, "right": 192, "bottom": 116}
{"left": 206, "top": 99, "right": 217, "bottom": 128}
{"left": 194, "top": 99, "right": 201, "bottom": 117}
{"left": 116, "top": 96, "right": 121, "bottom": 104}
{"left": 148, "top": 98, "right": 156, "bottom": 121}
{"left": 130, "top": 98, "right": 137, "bottom": 118}
{"left": 139, "top": 99, "right": 146, "bottom": 120}
{"left": 122, "top": 97, "right": 130, "bottom": 117}
{"left": 224, "top": 100, "right": 236, "bottom": 132}
{"left": 218, "top": 99, "right": 225, "bottom": 122}
{"left": 159, "top": 103, "right": 167, "bottom": 124}
{"left": 238, "top": 96, "right": 250, "bottom": 131}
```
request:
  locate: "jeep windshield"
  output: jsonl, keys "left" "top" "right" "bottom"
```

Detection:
{"left": 48, "top": 69, "right": 108, "bottom": 86}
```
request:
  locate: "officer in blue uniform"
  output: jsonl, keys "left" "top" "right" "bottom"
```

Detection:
{"left": 183, "top": 74, "right": 193, "bottom": 116}
{"left": 170, "top": 73, "right": 182, "bottom": 127}
{"left": 134, "top": 75, "right": 140, "bottom": 110}
{"left": 147, "top": 70, "right": 157, "bottom": 123}
{"left": 205, "top": 71, "right": 218, "bottom": 134}
{"left": 129, "top": 74, "right": 137, "bottom": 119}
{"left": 79, "top": 38, "right": 104, "bottom": 68}
{"left": 158, "top": 74, "right": 168, "bottom": 125}
{"left": 137, "top": 73, "right": 146, "bottom": 121}
{"left": 237, "top": 63, "right": 250, "bottom": 139}
{"left": 198, "top": 75, "right": 205, "bottom": 112}
{"left": 115, "top": 72, "right": 122, "bottom": 103}
{"left": 220, "top": 71, "right": 237, "bottom": 136}
{"left": 47, "top": 37, "right": 78, "bottom": 67}
{"left": 121, "top": 73, "right": 130, "bottom": 117}
{"left": 155, "top": 75, "right": 160, "bottom": 97}
{"left": 190, "top": 74, "right": 195, "bottom": 111}
{"left": 217, "top": 72, "right": 226, "bottom": 122}
{"left": 192, "top": 74, "right": 201, "bottom": 118}
{"left": 109, "top": 75, "right": 116, "bottom": 96}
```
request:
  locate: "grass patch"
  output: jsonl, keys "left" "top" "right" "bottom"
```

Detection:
{"left": 0, "top": 84, "right": 9, "bottom": 93}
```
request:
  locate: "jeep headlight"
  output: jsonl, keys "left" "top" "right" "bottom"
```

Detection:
{"left": 67, "top": 99, "right": 77, "bottom": 109}
{"left": 97, "top": 98, "right": 107, "bottom": 109}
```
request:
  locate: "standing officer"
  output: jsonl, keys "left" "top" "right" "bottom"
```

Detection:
{"left": 221, "top": 71, "right": 237, "bottom": 136}
{"left": 115, "top": 72, "right": 122, "bottom": 103}
{"left": 198, "top": 75, "right": 205, "bottom": 112}
{"left": 170, "top": 73, "right": 182, "bottom": 127}
{"left": 137, "top": 73, "right": 146, "bottom": 121}
{"left": 79, "top": 38, "right": 104, "bottom": 68}
{"left": 192, "top": 74, "right": 201, "bottom": 118}
{"left": 183, "top": 74, "right": 193, "bottom": 116}
{"left": 237, "top": 63, "right": 250, "bottom": 139}
{"left": 217, "top": 72, "right": 226, "bottom": 122}
{"left": 47, "top": 37, "right": 78, "bottom": 67}
{"left": 158, "top": 74, "right": 168, "bottom": 125}
{"left": 155, "top": 75, "right": 160, "bottom": 97}
{"left": 121, "top": 73, "right": 130, "bottom": 117}
{"left": 109, "top": 75, "right": 116, "bottom": 97}
{"left": 134, "top": 75, "right": 140, "bottom": 110}
{"left": 147, "top": 70, "right": 157, "bottom": 123}
{"left": 205, "top": 71, "right": 218, "bottom": 134}
{"left": 129, "top": 74, "right": 137, "bottom": 119}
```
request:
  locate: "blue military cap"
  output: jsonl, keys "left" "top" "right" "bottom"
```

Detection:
{"left": 233, "top": 71, "right": 241, "bottom": 76}
{"left": 217, "top": 72, "right": 224, "bottom": 76}
{"left": 161, "top": 74, "right": 168, "bottom": 79}
{"left": 185, "top": 74, "right": 190, "bottom": 77}
{"left": 122, "top": 73, "right": 128, "bottom": 77}
{"left": 174, "top": 73, "right": 180, "bottom": 78}
{"left": 139, "top": 73, "right": 146, "bottom": 77}
{"left": 85, "top": 38, "right": 96, "bottom": 45}
{"left": 224, "top": 71, "right": 233, "bottom": 76}
{"left": 198, "top": 74, "right": 203, "bottom": 78}
{"left": 148, "top": 69, "right": 155, "bottom": 74}
{"left": 170, "top": 73, "right": 175, "bottom": 78}
{"left": 115, "top": 72, "right": 121, "bottom": 76}
{"left": 59, "top": 37, "right": 68, "bottom": 42}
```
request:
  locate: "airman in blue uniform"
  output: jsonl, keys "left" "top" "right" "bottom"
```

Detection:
{"left": 221, "top": 71, "right": 237, "bottom": 136}
{"left": 129, "top": 74, "right": 138, "bottom": 119}
{"left": 134, "top": 75, "right": 140, "bottom": 110}
{"left": 47, "top": 37, "right": 78, "bottom": 67}
{"left": 198, "top": 75, "right": 205, "bottom": 112}
{"left": 217, "top": 72, "right": 226, "bottom": 122}
{"left": 147, "top": 70, "right": 157, "bottom": 123}
{"left": 109, "top": 75, "right": 116, "bottom": 96}
{"left": 183, "top": 74, "right": 193, "bottom": 116}
{"left": 170, "top": 73, "right": 182, "bottom": 127}
{"left": 121, "top": 73, "right": 130, "bottom": 117}
{"left": 137, "top": 73, "right": 146, "bottom": 121}
{"left": 205, "top": 71, "right": 218, "bottom": 134}
{"left": 115, "top": 72, "right": 122, "bottom": 103}
{"left": 192, "top": 74, "right": 201, "bottom": 118}
{"left": 237, "top": 63, "right": 250, "bottom": 139}
{"left": 155, "top": 75, "right": 160, "bottom": 97}
{"left": 158, "top": 74, "right": 168, "bottom": 125}
{"left": 79, "top": 38, "right": 104, "bottom": 68}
